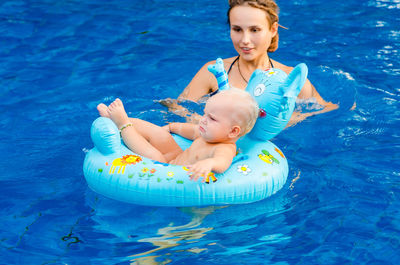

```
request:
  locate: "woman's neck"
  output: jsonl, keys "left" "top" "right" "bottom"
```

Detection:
{"left": 235, "top": 53, "right": 271, "bottom": 84}
{"left": 239, "top": 53, "right": 271, "bottom": 71}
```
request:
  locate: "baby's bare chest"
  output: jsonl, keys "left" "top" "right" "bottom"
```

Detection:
{"left": 173, "top": 139, "right": 215, "bottom": 165}
{"left": 188, "top": 140, "right": 216, "bottom": 161}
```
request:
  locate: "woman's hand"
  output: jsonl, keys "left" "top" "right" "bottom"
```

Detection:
{"left": 159, "top": 98, "right": 201, "bottom": 124}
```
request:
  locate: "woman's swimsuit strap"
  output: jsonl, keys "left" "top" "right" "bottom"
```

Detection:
{"left": 269, "top": 56, "right": 274, "bottom": 68}
{"left": 227, "top": 56, "right": 239, "bottom": 74}
{"left": 209, "top": 57, "right": 239, "bottom": 97}
{"left": 210, "top": 55, "right": 273, "bottom": 97}
{"left": 227, "top": 55, "right": 274, "bottom": 73}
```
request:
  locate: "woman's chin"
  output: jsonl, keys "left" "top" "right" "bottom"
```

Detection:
{"left": 239, "top": 52, "right": 255, "bottom": 61}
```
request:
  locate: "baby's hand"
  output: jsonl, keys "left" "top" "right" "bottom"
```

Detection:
{"left": 187, "top": 159, "right": 213, "bottom": 182}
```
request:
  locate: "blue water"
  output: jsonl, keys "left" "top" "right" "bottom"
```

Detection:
{"left": 1, "top": 0, "right": 399, "bottom": 264}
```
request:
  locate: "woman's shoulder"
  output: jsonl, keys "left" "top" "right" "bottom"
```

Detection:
{"left": 222, "top": 56, "right": 238, "bottom": 64}
{"left": 271, "top": 58, "right": 317, "bottom": 99}
{"left": 202, "top": 56, "right": 238, "bottom": 71}
{"left": 270, "top": 59, "right": 293, "bottom": 74}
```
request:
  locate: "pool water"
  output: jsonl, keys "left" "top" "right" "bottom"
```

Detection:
{"left": 1, "top": 0, "right": 399, "bottom": 264}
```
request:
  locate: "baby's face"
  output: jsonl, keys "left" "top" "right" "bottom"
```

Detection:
{"left": 198, "top": 95, "right": 237, "bottom": 143}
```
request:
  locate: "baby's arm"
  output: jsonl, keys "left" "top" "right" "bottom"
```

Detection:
{"left": 167, "top": 122, "right": 200, "bottom": 140}
{"left": 188, "top": 144, "right": 236, "bottom": 181}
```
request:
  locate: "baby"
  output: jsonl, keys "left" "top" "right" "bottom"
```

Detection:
{"left": 97, "top": 89, "right": 258, "bottom": 181}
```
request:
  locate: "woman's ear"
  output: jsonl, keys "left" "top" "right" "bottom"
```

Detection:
{"left": 229, "top": 125, "right": 241, "bottom": 138}
{"left": 271, "top": 22, "right": 278, "bottom": 37}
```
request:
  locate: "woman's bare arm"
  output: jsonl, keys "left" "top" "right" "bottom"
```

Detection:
{"left": 159, "top": 61, "right": 218, "bottom": 123}
{"left": 275, "top": 62, "right": 339, "bottom": 125}
{"left": 178, "top": 61, "right": 218, "bottom": 101}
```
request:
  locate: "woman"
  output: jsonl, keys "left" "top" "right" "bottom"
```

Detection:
{"left": 164, "top": 0, "right": 338, "bottom": 125}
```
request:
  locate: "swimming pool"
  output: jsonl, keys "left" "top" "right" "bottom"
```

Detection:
{"left": 1, "top": 0, "right": 399, "bottom": 264}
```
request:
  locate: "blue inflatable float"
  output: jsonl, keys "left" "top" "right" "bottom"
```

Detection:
{"left": 83, "top": 59, "right": 308, "bottom": 206}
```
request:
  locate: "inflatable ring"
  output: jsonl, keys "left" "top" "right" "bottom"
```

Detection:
{"left": 83, "top": 59, "right": 308, "bottom": 206}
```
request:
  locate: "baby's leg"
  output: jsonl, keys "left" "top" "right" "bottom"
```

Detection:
{"left": 97, "top": 103, "right": 110, "bottom": 118}
{"left": 129, "top": 118, "right": 183, "bottom": 162}
{"left": 108, "top": 99, "right": 169, "bottom": 163}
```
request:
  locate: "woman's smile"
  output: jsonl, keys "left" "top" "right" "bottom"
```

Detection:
{"left": 241, "top": 47, "right": 253, "bottom": 54}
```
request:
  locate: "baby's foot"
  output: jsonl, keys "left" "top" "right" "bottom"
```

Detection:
{"left": 108, "top": 98, "right": 130, "bottom": 129}
{"left": 97, "top": 103, "right": 110, "bottom": 118}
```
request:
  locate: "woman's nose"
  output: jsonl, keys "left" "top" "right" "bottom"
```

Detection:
{"left": 241, "top": 31, "right": 250, "bottom": 44}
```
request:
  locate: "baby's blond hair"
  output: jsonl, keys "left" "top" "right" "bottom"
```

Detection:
{"left": 216, "top": 89, "right": 259, "bottom": 137}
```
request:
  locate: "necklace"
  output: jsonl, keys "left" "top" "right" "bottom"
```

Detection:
{"left": 237, "top": 55, "right": 272, "bottom": 84}
{"left": 237, "top": 59, "right": 248, "bottom": 84}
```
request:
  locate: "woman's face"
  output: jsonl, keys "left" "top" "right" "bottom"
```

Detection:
{"left": 229, "top": 5, "right": 278, "bottom": 60}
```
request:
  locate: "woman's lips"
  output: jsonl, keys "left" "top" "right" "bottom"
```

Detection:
{"left": 199, "top": 126, "right": 205, "bottom": 133}
{"left": 241, "top": 47, "right": 252, "bottom": 54}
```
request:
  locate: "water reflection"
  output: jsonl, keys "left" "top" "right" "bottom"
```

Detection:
{"left": 129, "top": 206, "right": 226, "bottom": 265}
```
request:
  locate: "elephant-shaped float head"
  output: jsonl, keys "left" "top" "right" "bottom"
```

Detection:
{"left": 208, "top": 58, "right": 308, "bottom": 141}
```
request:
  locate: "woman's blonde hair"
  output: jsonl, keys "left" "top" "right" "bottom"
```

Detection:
{"left": 227, "top": 0, "right": 280, "bottom": 52}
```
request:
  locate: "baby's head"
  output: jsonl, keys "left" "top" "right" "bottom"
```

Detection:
{"left": 200, "top": 89, "right": 259, "bottom": 143}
